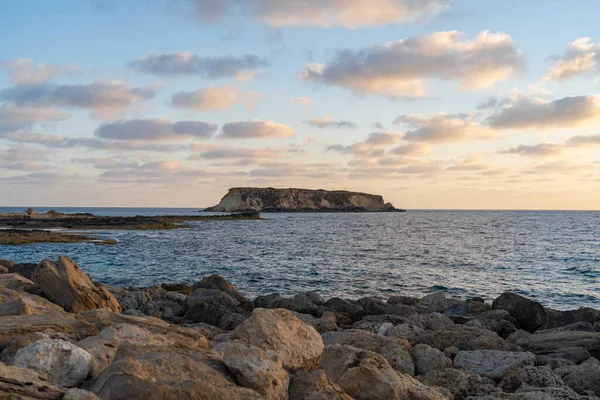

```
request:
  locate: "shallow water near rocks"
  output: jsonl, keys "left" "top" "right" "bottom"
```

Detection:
{"left": 0, "top": 208, "right": 598, "bottom": 310}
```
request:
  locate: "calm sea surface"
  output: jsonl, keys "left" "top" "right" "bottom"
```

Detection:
{"left": 0, "top": 207, "right": 598, "bottom": 310}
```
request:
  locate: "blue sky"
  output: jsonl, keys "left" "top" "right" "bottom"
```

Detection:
{"left": 1, "top": 0, "right": 599, "bottom": 209}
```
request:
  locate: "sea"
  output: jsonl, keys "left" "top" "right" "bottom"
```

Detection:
{"left": 0, "top": 207, "right": 598, "bottom": 311}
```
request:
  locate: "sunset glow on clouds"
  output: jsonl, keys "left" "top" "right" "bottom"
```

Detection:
{"left": 0, "top": 0, "right": 599, "bottom": 209}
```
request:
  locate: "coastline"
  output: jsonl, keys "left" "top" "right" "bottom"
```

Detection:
{"left": 1, "top": 255, "right": 599, "bottom": 399}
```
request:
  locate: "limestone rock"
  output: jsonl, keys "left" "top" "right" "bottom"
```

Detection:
{"left": 324, "top": 298, "right": 364, "bottom": 321}
{"left": 1, "top": 332, "right": 51, "bottom": 364}
{"left": 464, "top": 310, "right": 520, "bottom": 339}
{"left": 416, "top": 325, "right": 514, "bottom": 352}
{"left": 91, "top": 345, "right": 262, "bottom": 399}
{"left": 295, "top": 292, "right": 326, "bottom": 306}
{"left": 0, "top": 265, "right": 8, "bottom": 274}
{"left": 160, "top": 283, "right": 193, "bottom": 296}
{"left": 321, "top": 344, "right": 445, "bottom": 400}
{"left": 230, "top": 308, "right": 324, "bottom": 371}
{"left": 543, "top": 307, "right": 600, "bottom": 330}
{"left": 294, "top": 311, "right": 338, "bottom": 333}
{"left": 511, "top": 329, "right": 600, "bottom": 360}
{"left": 0, "top": 259, "right": 15, "bottom": 269}
{"left": 0, "top": 362, "right": 65, "bottom": 399}
{"left": 322, "top": 329, "right": 415, "bottom": 375}
{"left": 420, "top": 292, "right": 463, "bottom": 313}
{"left": 418, "top": 368, "right": 499, "bottom": 400}
{"left": 192, "top": 274, "right": 248, "bottom": 303}
{"left": 114, "top": 289, "right": 151, "bottom": 311}
{"left": 0, "top": 273, "right": 37, "bottom": 292}
{"left": 498, "top": 366, "right": 567, "bottom": 393}
{"left": 64, "top": 388, "right": 101, "bottom": 400}
{"left": 408, "top": 312, "right": 455, "bottom": 331}
{"left": 492, "top": 293, "right": 547, "bottom": 332}
{"left": 454, "top": 350, "right": 536, "bottom": 381}
{"left": 288, "top": 370, "right": 352, "bottom": 400}
{"left": 556, "top": 362, "right": 600, "bottom": 396}
{"left": 216, "top": 342, "right": 289, "bottom": 400}
{"left": 0, "top": 284, "right": 64, "bottom": 316}
{"left": 443, "top": 301, "right": 491, "bottom": 318}
{"left": 412, "top": 344, "right": 452, "bottom": 376}
{"left": 13, "top": 338, "right": 92, "bottom": 387}
{"left": 31, "top": 256, "right": 121, "bottom": 313}
{"left": 387, "top": 324, "right": 425, "bottom": 345}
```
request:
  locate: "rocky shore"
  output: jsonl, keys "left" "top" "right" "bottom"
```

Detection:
{"left": 0, "top": 256, "right": 599, "bottom": 399}
{"left": 0, "top": 210, "right": 262, "bottom": 230}
{"left": 0, "top": 230, "right": 117, "bottom": 246}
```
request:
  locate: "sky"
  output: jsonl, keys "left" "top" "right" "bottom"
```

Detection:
{"left": 0, "top": 0, "right": 599, "bottom": 210}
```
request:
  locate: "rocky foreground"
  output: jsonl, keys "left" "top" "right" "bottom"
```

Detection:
{"left": 0, "top": 256, "right": 599, "bottom": 399}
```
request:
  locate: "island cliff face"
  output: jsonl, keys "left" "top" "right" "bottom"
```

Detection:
{"left": 205, "top": 187, "right": 402, "bottom": 212}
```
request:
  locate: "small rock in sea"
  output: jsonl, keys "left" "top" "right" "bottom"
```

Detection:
{"left": 13, "top": 338, "right": 92, "bottom": 387}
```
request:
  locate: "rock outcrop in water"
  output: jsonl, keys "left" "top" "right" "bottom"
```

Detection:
{"left": 1, "top": 255, "right": 600, "bottom": 399}
{"left": 205, "top": 187, "right": 403, "bottom": 212}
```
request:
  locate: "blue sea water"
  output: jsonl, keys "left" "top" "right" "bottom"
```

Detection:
{"left": 0, "top": 207, "right": 598, "bottom": 310}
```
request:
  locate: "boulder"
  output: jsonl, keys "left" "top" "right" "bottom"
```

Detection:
{"left": 498, "top": 366, "right": 567, "bottom": 393}
{"left": 294, "top": 292, "right": 325, "bottom": 306}
{"left": 408, "top": 313, "right": 455, "bottom": 331}
{"left": 0, "top": 273, "right": 37, "bottom": 292}
{"left": 556, "top": 362, "right": 600, "bottom": 396}
{"left": 464, "top": 310, "right": 520, "bottom": 339}
{"left": 0, "top": 313, "right": 98, "bottom": 349}
{"left": 254, "top": 294, "right": 319, "bottom": 315}
{"left": 91, "top": 345, "right": 262, "bottom": 399}
{"left": 0, "top": 362, "right": 65, "bottom": 399}
{"left": 184, "top": 288, "right": 245, "bottom": 327}
{"left": 419, "top": 292, "right": 462, "bottom": 313}
{"left": 293, "top": 311, "right": 338, "bottom": 333}
{"left": 418, "top": 368, "right": 499, "bottom": 400}
{"left": 64, "top": 388, "right": 101, "bottom": 400}
{"left": 288, "top": 370, "right": 352, "bottom": 400}
{"left": 511, "top": 330, "right": 600, "bottom": 360}
{"left": 0, "top": 284, "right": 64, "bottom": 316}
{"left": 538, "top": 322, "right": 596, "bottom": 333}
{"left": 31, "top": 256, "right": 121, "bottom": 313}
{"left": 492, "top": 293, "right": 547, "bottom": 332}
{"left": 0, "top": 259, "right": 15, "bottom": 269}
{"left": 322, "top": 329, "right": 414, "bottom": 375}
{"left": 386, "top": 324, "right": 425, "bottom": 345}
{"left": 230, "top": 308, "right": 324, "bottom": 371}
{"left": 543, "top": 307, "right": 600, "bottom": 330}
{"left": 13, "top": 338, "right": 92, "bottom": 387}
{"left": 193, "top": 274, "right": 248, "bottom": 303}
{"left": 77, "top": 323, "right": 204, "bottom": 378}
{"left": 321, "top": 344, "right": 445, "bottom": 400}
{"left": 387, "top": 295, "right": 419, "bottom": 306}
{"left": 453, "top": 350, "right": 536, "bottom": 381}
{"left": 443, "top": 301, "right": 491, "bottom": 318}
{"left": 140, "top": 290, "right": 186, "bottom": 318}
{"left": 0, "top": 265, "right": 7, "bottom": 274}
{"left": 323, "top": 298, "right": 364, "bottom": 321}
{"left": 412, "top": 344, "right": 452, "bottom": 376}
{"left": 416, "top": 325, "right": 514, "bottom": 352}
{"left": 216, "top": 342, "right": 289, "bottom": 400}
{"left": 7, "top": 263, "right": 38, "bottom": 280}
{"left": 160, "top": 283, "right": 193, "bottom": 296}
{"left": 114, "top": 289, "right": 151, "bottom": 311}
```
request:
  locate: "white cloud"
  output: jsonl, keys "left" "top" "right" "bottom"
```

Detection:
{"left": 501, "top": 143, "right": 565, "bottom": 157}
{"left": 364, "top": 132, "right": 403, "bottom": 146}
{"left": 1, "top": 81, "right": 156, "bottom": 119}
{"left": 95, "top": 119, "right": 217, "bottom": 141}
{"left": 172, "top": 86, "right": 238, "bottom": 111}
{"left": 220, "top": 119, "right": 296, "bottom": 139}
{"left": 545, "top": 38, "right": 599, "bottom": 81}
{"left": 566, "top": 133, "right": 600, "bottom": 147}
{"left": 0, "top": 102, "right": 68, "bottom": 132}
{"left": 0, "top": 58, "right": 81, "bottom": 85}
{"left": 301, "top": 31, "right": 524, "bottom": 97}
{"left": 129, "top": 51, "right": 269, "bottom": 81}
{"left": 291, "top": 97, "right": 312, "bottom": 107}
{"left": 305, "top": 116, "right": 357, "bottom": 129}
{"left": 388, "top": 142, "right": 431, "bottom": 156}
{"left": 485, "top": 95, "right": 600, "bottom": 129}
{"left": 395, "top": 113, "right": 497, "bottom": 143}
{"left": 184, "top": 0, "right": 448, "bottom": 28}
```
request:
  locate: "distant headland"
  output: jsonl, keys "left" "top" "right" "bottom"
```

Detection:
{"left": 204, "top": 187, "right": 405, "bottom": 213}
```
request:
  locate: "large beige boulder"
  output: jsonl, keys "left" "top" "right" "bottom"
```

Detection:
{"left": 230, "top": 308, "right": 324, "bottom": 371}
{"left": 77, "top": 323, "right": 198, "bottom": 378}
{"left": 288, "top": 370, "right": 352, "bottom": 400}
{"left": 0, "top": 361, "right": 65, "bottom": 399}
{"left": 31, "top": 256, "right": 121, "bottom": 313}
{"left": 322, "top": 329, "right": 415, "bottom": 375}
{"left": 453, "top": 350, "right": 536, "bottom": 381}
{"left": 13, "top": 338, "right": 92, "bottom": 387}
{"left": 0, "top": 284, "right": 64, "bottom": 316}
{"left": 216, "top": 341, "right": 289, "bottom": 400}
{"left": 0, "top": 273, "right": 37, "bottom": 291}
{"left": 321, "top": 344, "right": 445, "bottom": 400}
{"left": 0, "top": 313, "right": 98, "bottom": 349}
{"left": 91, "top": 345, "right": 262, "bottom": 399}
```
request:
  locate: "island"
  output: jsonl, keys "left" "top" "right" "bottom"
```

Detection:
{"left": 204, "top": 187, "right": 405, "bottom": 212}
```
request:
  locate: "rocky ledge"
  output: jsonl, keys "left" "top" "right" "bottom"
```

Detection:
{"left": 205, "top": 187, "right": 404, "bottom": 213}
{"left": 0, "top": 210, "right": 262, "bottom": 230}
{"left": 0, "top": 229, "right": 117, "bottom": 245}
{"left": 1, "top": 256, "right": 599, "bottom": 399}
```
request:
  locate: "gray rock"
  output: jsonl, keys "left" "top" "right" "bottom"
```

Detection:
{"left": 463, "top": 310, "right": 520, "bottom": 339}
{"left": 454, "top": 350, "right": 536, "bottom": 381}
{"left": 288, "top": 369, "right": 352, "bottom": 400}
{"left": 412, "top": 343, "right": 452, "bottom": 376}
{"left": 492, "top": 293, "right": 547, "bottom": 332}
{"left": 322, "top": 329, "right": 415, "bottom": 375}
{"left": 324, "top": 298, "right": 364, "bottom": 321}
{"left": 419, "top": 292, "right": 462, "bottom": 313}
{"left": 192, "top": 274, "right": 248, "bottom": 303}
{"left": 293, "top": 311, "right": 338, "bottom": 333}
{"left": 13, "top": 338, "right": 92, "bottom": 387}
{"left": 556, "top": 362, "right": 600, "bottom": 396}
{"left": 64, "top": 388, "right": 101, "bottom": 400}
{"left": 386, "top": 323, "right": 425, "bottom": 345}
{"left": 498, "top": 366, "right": 567, "bottom": 393}
{"left": 418, "top": 368, "right": 499, "bottom": 399}
{"left": 294, "top": 292, "right": 325, "bottom": 306}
